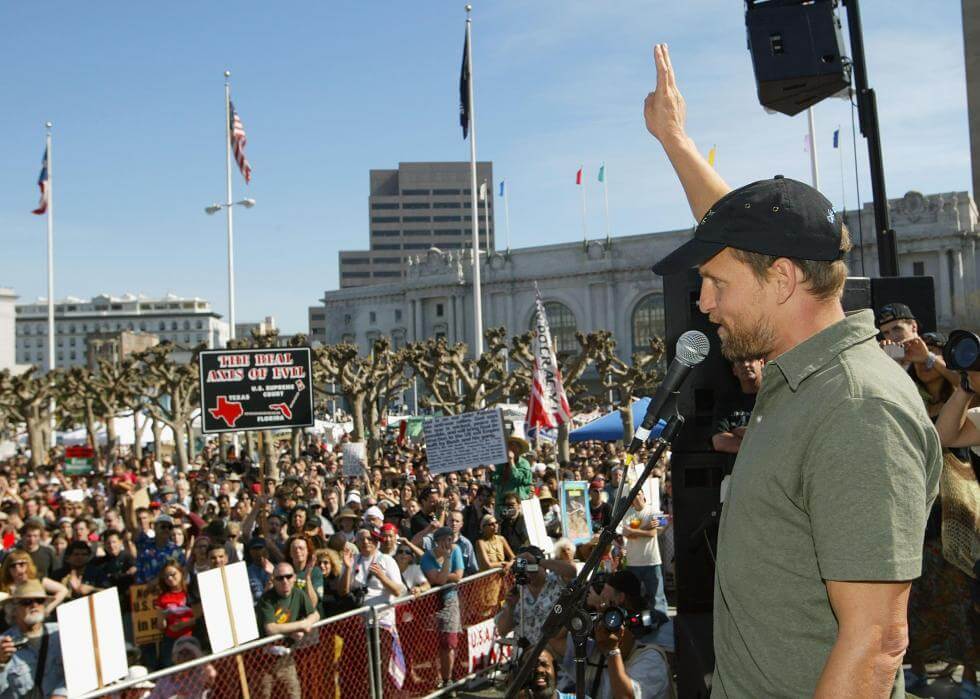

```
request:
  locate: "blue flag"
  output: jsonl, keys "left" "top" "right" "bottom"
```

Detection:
{"left": 499, "top": 181, "right": 505, "bottom": 197}
{"left": 832, "top": 128, "right": 840, "bottom": 148}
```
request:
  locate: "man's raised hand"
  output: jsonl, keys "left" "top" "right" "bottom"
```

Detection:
{"left": 644, "top": 43, "right": 687, "bottom": 146}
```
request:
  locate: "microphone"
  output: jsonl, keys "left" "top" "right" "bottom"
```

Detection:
{"left": 627, "top": 330, "right": 710, "bottom": 453}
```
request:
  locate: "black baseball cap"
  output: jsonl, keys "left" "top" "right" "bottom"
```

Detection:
{"left": 652, "top": 177, "right": 843, "bottom": 275}
{"left": 876, "top": 302, "right": 916, "bottom": 327}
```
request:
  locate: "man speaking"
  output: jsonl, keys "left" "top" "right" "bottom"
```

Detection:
{"left": 644, "top": 44, "right": 941, "bottom": 698}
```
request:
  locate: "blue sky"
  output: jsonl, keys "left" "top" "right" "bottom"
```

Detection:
{"left": 0, "top": 1, "right": 969, "bottom": 333}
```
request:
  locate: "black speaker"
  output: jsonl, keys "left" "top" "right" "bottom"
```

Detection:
{"left": 746, "top": 0, "right": 849, "bottom": 116}
{"left": 870, "top": 276, "right": 938, "bottom": 333}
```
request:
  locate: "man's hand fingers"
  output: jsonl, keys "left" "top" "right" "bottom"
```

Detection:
{"left": 653, "top": 44, "right": 668, "bottom": 88}
{"left": 662, "top": 43, "right": 677, "bottom": 88}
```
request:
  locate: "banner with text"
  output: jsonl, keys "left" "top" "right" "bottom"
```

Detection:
{"left": 423, "top": 408, "right": 507, "bottom": 474}
{"left": 199, "top": 348, "right": 314, "bottom": 434}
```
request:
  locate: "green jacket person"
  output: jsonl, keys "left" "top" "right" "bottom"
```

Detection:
{"left": 492, "top": 436, "right": 533, "bottom": 514}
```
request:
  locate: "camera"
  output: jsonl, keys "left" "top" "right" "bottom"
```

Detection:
{"left": 588, "top": 606, "right": 654, "bottom": 635}
{"left": 501, "top": 506, "right": 518, "bottom": 518}
{"left": 943, "top": 330, "right": 980, "bottom": 371}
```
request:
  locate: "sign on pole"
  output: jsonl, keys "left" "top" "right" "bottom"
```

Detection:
{"left": 467, "top": 617, "right": 512, "bottom": 673}
{"left": 560, "top": 481, "right": 593, "bottom": 545}
{"left": 199, "top": 348, "right": 314, "bottom": 434}
{"left": 58, "top": 588, "right": 128, "bottom": 696}
{"left": 423, "top": 408, "right": 508, "bottom": 474}
{"left": 197, "top": 561, "right": 258, "bottom": 698}
{"left": 521, "top": 497, "right": 554, "bottom": 556}
{"left": 64, "top": 445, "right": 95, "bottom": 475}
{"left": 129, "top": 584, "right": 163, "bottom": 645}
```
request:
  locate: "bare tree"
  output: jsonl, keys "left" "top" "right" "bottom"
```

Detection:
{"left": 0, "top": 368, "right": 57, "bottom": 467}
{"left": 594, "top": 338, "right": 666, "bottom": 444}
{"left": 134, "top": 343, "right": 201, "bottom": 471}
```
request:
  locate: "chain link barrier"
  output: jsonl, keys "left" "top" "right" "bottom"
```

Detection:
{"left": 81, "top": 570, "right": 510, "bottom": 699}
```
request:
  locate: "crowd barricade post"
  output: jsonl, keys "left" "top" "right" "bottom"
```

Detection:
{"left": 76, "top": 605, "right": 377, "bottom": 699}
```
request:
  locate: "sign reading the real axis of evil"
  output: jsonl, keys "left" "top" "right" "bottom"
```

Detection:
{"left": 199, "top": 348, "right": 314, "bottom": 434}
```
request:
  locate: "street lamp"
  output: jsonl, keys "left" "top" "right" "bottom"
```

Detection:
{"left": 204, "top": 198, "right": 256, "bottom": 215}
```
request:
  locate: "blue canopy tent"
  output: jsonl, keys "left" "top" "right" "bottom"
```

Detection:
{"left": 569, "top": 397, "right": 652, "bottom": 443}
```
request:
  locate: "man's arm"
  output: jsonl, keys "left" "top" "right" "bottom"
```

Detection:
{"left": 265, "top": 610, "right": 319, "bottom": 637}
{"left": 814, "top": 581, "right": 910, "bottom": 698}
{"left": 541, "top": 557, "right": 576, "bottom": 582}
{"left": 934, "top": 386, "right": 980, "bottom": 448}
{"left": 711, "top": 431, "right": 742, "bottom": 454}
{"left": 643, "top": 43, "right": 730, "bottom": 221}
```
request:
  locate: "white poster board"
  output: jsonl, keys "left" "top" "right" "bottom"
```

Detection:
{"left": 57, "top": 588, "right": 128, "bottom": 696}
{"left": 467, "top": 617, "right": 512, "bottom": 673}
{"left": 521, "top": 497, "right": 554, "bottom": 556}
{"left": 623, "top": 463, "right": 661, "bottom": 514}
{"left": 342, "top": 441, "right": 367, "bottom": 477}
{"left": 423, "top": 408, "right": 507, "bottom": 474}
{"left": 197, "top": 562, "right": 260, "bottom": 653}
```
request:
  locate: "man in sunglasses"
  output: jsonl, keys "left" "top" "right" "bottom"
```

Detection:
{"left": 134, "top": 514, "right": 186, "bottom": 584}
{"left": 255, "top": 562, "right": 319, "bottom": 699}
{"left": 0, "top": 580, "right": 67, "bottom": 699}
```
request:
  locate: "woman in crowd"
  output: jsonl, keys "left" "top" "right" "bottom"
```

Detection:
{"left": 315, "top": 546, "right": 356, "bottom": 617}
{"left": 0, "top": 549, "right": 68, "bottom": 619}
{"left": 395, "top": 543, "right": 430, "bottom": 596}
{"left": 153, "top": 561, "right": 195, "bottom": 669}
{"left": 475, "top": 514, "right": 515, "bottom": 572}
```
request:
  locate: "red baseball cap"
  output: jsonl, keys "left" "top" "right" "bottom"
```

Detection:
{"left": 381, "top": 523, "right": 398, "bottom": 534}
{"left": 589, "top": 479, "right": 604, "bottom": 491}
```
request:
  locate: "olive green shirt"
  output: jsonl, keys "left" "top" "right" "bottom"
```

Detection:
{"left": 711, "top": 310, "right": 941, "bottom": 698}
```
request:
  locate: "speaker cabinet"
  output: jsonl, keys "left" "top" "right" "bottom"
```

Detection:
{"left": 746, "top": 0, "right": 849, "bottom": 116}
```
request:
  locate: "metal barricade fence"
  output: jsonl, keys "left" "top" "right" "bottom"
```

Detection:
{"left": 79, "top": 606, "right": 375, "bottom": 699}
{"left": 78, "top": 569, "right": 510, "bottom": 699}
{"left": 372, "top": 568, "right": 510, "bottom": 699}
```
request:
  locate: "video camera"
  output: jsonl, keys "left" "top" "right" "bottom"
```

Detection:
{"left": 944, "top": 330, "right": 980, "bottom": 371}
{"left": 513, "top": 546, "right": 544, "bottom": 585}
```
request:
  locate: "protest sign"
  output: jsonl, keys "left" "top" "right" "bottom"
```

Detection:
{"left": 131, "top": 487, "right": 151, "bottom": 511}
{"left": 560, "top": 481, "right": 593, "bottom": 544}
{"left": 197, "top": 561, "right": 259, "bottom": 653}
{"left": 521, "top": 497, "right": 554, "bottom": 556}
{"left": 65, "top": 445, "right": 95, "bottom": 475}
{"left": 129, "top": 583, "right": 162, "bottom": 645}
{"left": 58, "top": 588, "right": 128, "bottom": 695}
{"left": 423, "top": 408, "right": 507, "bottom": 474}
{"left": 199, "top": 348, "right": 314, "bottom": 434}
{"left": 467, "top": 617, "right": 511, "bottom": 673}
{"left": 61, "top": 489, "right": 86, "bottom": 503}
{"left": 342, "top": 441, "right": 367, "bottom": 477}
{"left": 623, "top": 460, "right": 661, "bottom": 513}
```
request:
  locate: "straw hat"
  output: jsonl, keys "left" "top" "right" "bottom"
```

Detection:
{"left": 335, "top": 507, "right": 358, "bottom": 522}
{"left": 537, "top": 486, "right": 557, "bottom": 503}
{"left": 506, "top": 435, "right": 531, "bottom": 455}
{"left": 6, "top": 580, "right": 50, "bottom": 603}
{"left": 124, "top": 665, "right": 155, "bottom": 689}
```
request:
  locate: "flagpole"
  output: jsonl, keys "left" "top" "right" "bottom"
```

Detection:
{"left": 502, "top": 183, "right": 512, "bottom": 252}
{"left": 807, "top": 107, "right": 820, "bottom": 190}
{"left": 45, "top": 122, "right": 56, "bottom": 447}
{"left": 579, "top": 167, "right": 588, "bottom": 245}
{"left": 465, "top": 5, "right": 484, "bottom": 357}
{"left": 224, "top": 71, "right": 237, "bottom": 342}
{"left": 601, "top": 165, "right": 611, "bottom": 245}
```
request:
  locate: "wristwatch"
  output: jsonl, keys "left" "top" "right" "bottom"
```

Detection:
{"left": 606, "top": 648, "right": 622, "bottom": 657}
{"left": 925, "top": 353, "right": 937, "bottom": 370}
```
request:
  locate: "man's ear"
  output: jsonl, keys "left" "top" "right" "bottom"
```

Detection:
{"left": 769, "top": 258, "right": 799, "bottom": 304}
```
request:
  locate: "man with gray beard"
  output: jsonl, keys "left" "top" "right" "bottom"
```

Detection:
{"left": 0, "top": 580, "right": 67, "bottom": 698}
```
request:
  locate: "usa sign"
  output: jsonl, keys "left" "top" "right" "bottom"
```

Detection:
{"left": 198, "top": 348, "right": 314, "bottom": 434}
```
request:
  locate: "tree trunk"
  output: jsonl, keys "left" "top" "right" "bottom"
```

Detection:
{"left": 185, "top": 420, "right": 195, "bottom": 460}
{"left": 26, "top": 415, "right": 45, "bottom": 468}
{"left": 290, "top": 428, "right": 302, "bottom": 460}
{"left": 557, "top": 422, "right": 571, "bottom": 463}
{"left": 151, "top": 418, "right": 163, "bottom": 458}
{"left": 244, "top": 430, "right": 255, "bottom": 463}
{"left": 84, "top": 402, "right": 98, "bottom": 457}
{"left": 132, "top": 411, "right": 145, "bottom": 460}
{"left": 350, "top": 395, "right": 366, "bottom": 442}
{"left": 261, "top": 431, "right": 277, "bottom": 480}
{"left": 105, "top": 414, "right": 118, "bottom": 452}
{"left": 172, "top": 423, "right": 189, "bottom": 472}
{"left": 620, "top": 403, "right": 634, "bottom": 445}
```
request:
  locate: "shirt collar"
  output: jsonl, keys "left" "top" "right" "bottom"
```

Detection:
{"left": 769, "top": 310, "right": 878, "bottom": 391}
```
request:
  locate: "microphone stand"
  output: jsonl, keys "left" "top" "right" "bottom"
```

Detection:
{"left": 504, "top": 413, "right": 684, "bottom": 699}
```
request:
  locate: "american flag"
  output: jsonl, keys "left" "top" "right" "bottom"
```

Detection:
{"left": 32, "top": 147, "right": 49, "bottom": 215}
{"left": 526, "top": 290, "right": 571, "bottom": 430}
{"left": 229, "top": 101, "right": 251, "bottom": 184}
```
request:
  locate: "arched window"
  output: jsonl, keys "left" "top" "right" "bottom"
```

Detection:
{"left": 632, "top": 294, "right": 665, "bottom": 355}
{"left": 531, "top": 301, "right": 577, "bottom": 355}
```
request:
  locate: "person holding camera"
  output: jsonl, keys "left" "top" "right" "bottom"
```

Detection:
{"left": 0, "top": 581, "right": 67, "bottom": 699}
{"left": 352, "top": 528, "right": 405, "bottom": 622}
{"left": 499, "top": 492, "right": 531, "bottom": 553}
{"left": 495, "top": 546, "right": 576, "bottom": 647}
{"left": 566, "top": 570, "right": 671, "bottom": 699}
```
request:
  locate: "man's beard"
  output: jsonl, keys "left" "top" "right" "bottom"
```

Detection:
{"left": 23, "top": 611, "right": 44, "bottom": 626}
{"left": 717, "top": 313, "right": 777, "bottom": 362}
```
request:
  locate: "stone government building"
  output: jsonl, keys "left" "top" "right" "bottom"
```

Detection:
{"left": 309, "top": 189, "right": 980, "bottom": 359}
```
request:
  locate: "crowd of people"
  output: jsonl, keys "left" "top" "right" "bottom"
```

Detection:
{"left": 0, "top": 301, "right": 975, "bottom": 698}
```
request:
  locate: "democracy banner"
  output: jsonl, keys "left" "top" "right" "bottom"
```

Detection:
{"left": 199, "top": 347, "right": 314, "bottom": 434}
